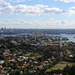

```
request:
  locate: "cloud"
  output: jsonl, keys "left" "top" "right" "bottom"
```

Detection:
{"left": 0, "top": 19, "right": 75, "bottom": 29}
{"left": 7, "top": 0, "right": 26, "bottom": 2}
{"left": 54, "top": 0, "right": 75, "bottom": 3}
{"left": 0, "top": 1, "right": 48, "bottom": 16}
{"left": 44, "top": 8, "right": 62, "bottom": 15}
{"left": 14, "top": 4, "right": 46, "bottom": 16}
{"left": 0, "top": 2, "right": 59, "bottom": 16}
{"left": 1, "top": 0, "right": 4, "bottom": 1}
{"left": 3, "top": 0, "right": 33, "bottom": 3}
{"left": 0, "top": 1, "right": 75, "bottom": 16}
{"left": 67, "top": 7, "right": 75, "bottom": 15}
{"left": 0, "top": 0, "right": 4, "bottom": 3}
{"left": 0, "top": 2, "right": 64, "bottom": 16}
{"left": 70, "top": 7, "right": 75, "bottom": 10}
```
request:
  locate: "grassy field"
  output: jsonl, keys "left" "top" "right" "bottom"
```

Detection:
{"left": 46, "top": 61, "right": 75, "bottom": 72}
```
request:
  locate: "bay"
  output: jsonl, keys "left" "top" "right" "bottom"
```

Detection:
{"left": 1, "top": 33, "right": 75, "bottom": 42}
{"left": 47, "top": 34, "right": 75, "bottom": 42}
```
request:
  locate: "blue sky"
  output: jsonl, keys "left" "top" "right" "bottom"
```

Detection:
{"left": 0, "top": 0, "right": 75, "bottom": 29}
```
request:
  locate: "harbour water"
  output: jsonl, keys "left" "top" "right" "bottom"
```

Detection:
{"left": 0, "top": 33, "right": 75, "bottom": 42}
{"left": 47, "top": 34, "right": 75, "bottom": 42}
{"left": 60, "top": 34, "right": 75, "bottom": 42}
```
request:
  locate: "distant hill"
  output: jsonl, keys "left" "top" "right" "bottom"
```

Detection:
{"left": 0, "top": 29, "right": 75, "bottom": 34}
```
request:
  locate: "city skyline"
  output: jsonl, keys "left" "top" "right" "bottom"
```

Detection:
{"left": 0, "top": 0, "right": 75, "bottom": 29}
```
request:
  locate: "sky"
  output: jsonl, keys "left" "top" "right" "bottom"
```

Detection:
{"left": 0, "top": 0, "right": 75, "bottom": 29}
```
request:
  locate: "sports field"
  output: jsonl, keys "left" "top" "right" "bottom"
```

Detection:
{"left": 46, "top": 61, "right": 75, "bottom": 72}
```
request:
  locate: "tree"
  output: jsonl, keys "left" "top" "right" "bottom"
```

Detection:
{"left": 15, "top": 70, "right": 21, "bottom": 75}
{"left": 63, "top": 65, "right": 71, "bottom": 75}
{"left": 70, "top": 65, "right": 75, "bottom": 75}
{"left": 9, "top": 71, "right": 15, "bottom": 75}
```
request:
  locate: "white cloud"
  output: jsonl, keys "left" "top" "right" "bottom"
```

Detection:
{"left": 0, "top": 0, "right": 33, "bottom": 3}
{"left": 35, "top": 4, "right": 48, "bottom": 8}
{"left": 67, "top": 7, "right": 75, "bottom": 15}
{"left": 0, "top": 19, "right": 75, "bottom": 29}
{"left": 0, "top": 0, "right": 4, "bottom": 3}
{"left": 14, "top": 4, "right": 45, "bottom": 16}
{"left": 0, "top": 2, "right": 65, "bottom": 16}
{"left": 8, "top": 0, "right": 26, "bottom": 2}
{"left": 54, "top": 0, "right": 75, "bottom": 3}
{"left": 4, "top": 0, "right": 33, "bottom": 2}
{"left": 70, "top": 7, "right": 75, "bottom": 10}
{"left": 49, "top": 18, "right": 54, "bottom": 20}
{"left": 0, "top": 1, "right": 75, "bottom": 16}
{"left": 44, "top": 8, "right": 62, "bottom": 15}
{"left": 1, "top": 0, "right": 4, "bottom": 1}
{"left": 0, "top": 1, "right": 48, "bottom": 16}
